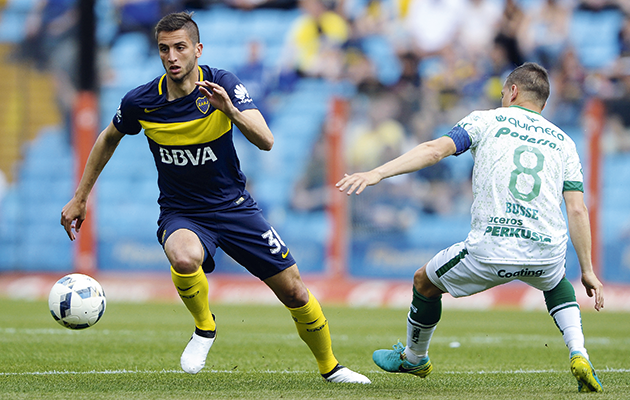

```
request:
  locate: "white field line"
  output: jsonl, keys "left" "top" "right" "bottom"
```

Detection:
{"left": 1, "top": 367, "right": 629, "bottom": 377}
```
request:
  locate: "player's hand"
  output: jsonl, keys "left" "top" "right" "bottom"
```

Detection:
{"left": 195, "top": 80, "right": 235, "bottom": 116}
{"left": 336, "top": 171, "right": 382, "bottom": 195}
{"left": 581, "top": 270, "right": 604, "bottom": 311}
{"left": 60, "top": 197, "right": 87, "bottom": 241}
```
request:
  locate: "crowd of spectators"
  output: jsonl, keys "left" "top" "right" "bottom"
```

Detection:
{"left": 17, "top": 0, "right": 630, "bottom": 152}
{"left": 12, "top": 0, "right": 630, "bottom": 232}
{"left": 275, "top": 0, "right": 630, "bottom": 148}
{"left": 278, "top": 0, "right": 630, "bottom": 231}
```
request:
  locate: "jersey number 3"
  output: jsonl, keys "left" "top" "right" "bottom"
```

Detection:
{"left": 509, "top": 145, "right": 544, "bottom": 202}
{"left": 262, "top": 227, "right": 286, "bottom": 254}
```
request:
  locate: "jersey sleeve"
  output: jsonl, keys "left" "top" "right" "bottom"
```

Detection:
{"left": 457, "top": 110, "right": 486, "bottom": 145}
{"left": 444, "top": 126, "right": 471, "bottom": 156}
{"left": 446, "top": 110, "right": 488, "bottom": 155}
{"left": 214, "top": 69, "right": 258, "bottom": 113}
{"left": 112, "top": 92, "right": 143, "bottom": 135}
{"left": 563, "top": 142, "right": 584, "bottom": 192}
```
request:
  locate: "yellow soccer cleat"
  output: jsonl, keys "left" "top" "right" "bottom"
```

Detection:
{"left": 570, "top": 352, "right": 603, "bottom": 393}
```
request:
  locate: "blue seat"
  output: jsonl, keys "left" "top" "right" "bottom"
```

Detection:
{"left": 0, "top": 190, "right": 20, "bottom": 228}
{"left": 17, "top": 177, "right": 73, "bottom": 205}
{"left": 5, "top": 0, "right": 38, "bottom": 12}
{"left": 17, "top": 222, "right": 72, "bottom": 271}
{"left": 603, "top": 185, "right": 630, "bottom": 209}
{"left": 361, "top": 35, "right": 402, "bottom": 85}
{"left": 197, "top": 8, "right": 244, "bottom": 45}
{"left": 0, "top": 0, "right": 37, "bottom": 43}
{"left": 108, "top": 33, "right": 154, "bottom": 86}
{"left": 247, "top": 9, "right": 300, "bottom": 44}
{"left": 110, "top": 32, "right": 150, "bottom": 65}
{"left": 97, "top": 178, "right": 136, "bottom": 202}
{"left": 95, "top": 0, "right": 117, "bottom": 46}
{"left": 0, "top": 9, "right": 28, "bottom": 43}
{"left": 254, "top": 177, "right": 292, "bottom": 208}
{"left": 0, "top": 243, "right": 18, "bottom": 271}
{"left": 570, "top": 9, "right": 623, "bottom": 69}
{"left": 602, "top": 209, "right": 629, "bottom": 241}
{"left": 19, "top": 242, "right": 72, "bottom": 271}
{"left": 23, "top": 127, "right": 71, "bottom": 157}
{"left": 604, "top": 155, "right": 630, "bottom": 183}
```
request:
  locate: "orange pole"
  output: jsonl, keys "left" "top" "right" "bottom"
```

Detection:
{"left": 72, "top": 91, "right": 98, "bottom": 274}
{"left": 325, "top": 97, "right": 350, "bottom": 279}
{"left": 584, "top": 98, "right": 604, "bottom": 276}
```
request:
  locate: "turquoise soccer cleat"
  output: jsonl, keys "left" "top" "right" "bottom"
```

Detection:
{"left": 570, "top": 351, "right": 603, "bottom": 393}
{"left": 372, "top": 341, "right": 433, "bottom": 378}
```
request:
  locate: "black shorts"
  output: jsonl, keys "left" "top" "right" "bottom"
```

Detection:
{"left": 157, "top": 196, "right": 296, "bottom": 280}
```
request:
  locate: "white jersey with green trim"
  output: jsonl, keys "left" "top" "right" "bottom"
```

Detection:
{"left": 457, "top": 105, "right": 584, "bottom": 265}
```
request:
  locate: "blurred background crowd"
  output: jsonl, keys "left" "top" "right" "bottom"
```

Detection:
{"left": 0, "top": 0, "right": 628, "bottom": 282}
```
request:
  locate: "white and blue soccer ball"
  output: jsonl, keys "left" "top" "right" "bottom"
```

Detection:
{"left": 48, "top": 273, "right": 106, "bottom": 329}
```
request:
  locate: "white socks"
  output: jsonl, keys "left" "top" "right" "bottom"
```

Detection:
{"left": 405, "top": 313, "right": 437, "bottom": 364}
{"left": 552, "top": 305, "right": 588, "bottom": 358}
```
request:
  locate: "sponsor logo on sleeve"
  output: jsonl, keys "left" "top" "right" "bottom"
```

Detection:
{"left": 234, "top": 84, "right": 252, "bottom": 105}
{"left": 115, "top": 106, "right": 123, "bottom": 123}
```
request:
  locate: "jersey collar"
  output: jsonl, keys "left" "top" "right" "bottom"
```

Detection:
{"left": 509, "top": 105, "right": 541, "bottom": 115}
{"left": 157, "top": 66, "right": 204, "bottom": 96}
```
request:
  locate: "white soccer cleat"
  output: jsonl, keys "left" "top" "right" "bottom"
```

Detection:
{"left": 322, "top": 364, "right": 371, "bottom": 384}
{"left": 180, "top": 328, "right": 216, "bottom": 374}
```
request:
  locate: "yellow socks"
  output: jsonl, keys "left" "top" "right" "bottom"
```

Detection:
{"left": 171, "top": 266, "right": 216, "bottom": 332}
{"left": 172, "top": 270, "right": 336, "bottom": 373}
{"left": 288, "top": 290, "right": 338, "bottom": 374}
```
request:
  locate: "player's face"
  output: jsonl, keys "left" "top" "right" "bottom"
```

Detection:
{"left": 157, "top": 29, "right": 202, "bottom": 84}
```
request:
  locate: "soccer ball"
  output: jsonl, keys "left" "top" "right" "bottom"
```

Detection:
{"left": 48, "top": 273, "right": 106, "bottom": 329}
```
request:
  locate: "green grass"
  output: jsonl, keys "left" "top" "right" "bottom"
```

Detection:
{"left": 0, "top": 298, "right": 628, "bottom": 399}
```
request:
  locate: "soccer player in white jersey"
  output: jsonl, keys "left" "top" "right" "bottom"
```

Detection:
{"left": 337, "top": 62, "right": 604, "bottom": 392}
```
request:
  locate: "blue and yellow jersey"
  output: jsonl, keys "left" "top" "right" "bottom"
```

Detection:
{"left": 113, "top": 65, "right": 258, "bottom": 212}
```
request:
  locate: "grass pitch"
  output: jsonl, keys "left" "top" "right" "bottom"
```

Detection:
{"left": 0, "top": 298, "right": 628, "bottom": 399}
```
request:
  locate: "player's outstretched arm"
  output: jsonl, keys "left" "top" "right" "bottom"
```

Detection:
{"left": 196, "top": 80, "right": 273, "bottom": 150}
{"left": 337, "top": 136, "right": 456, "bottom": 195}
{"left": 563, "top": 190, "right": 604, "bottom": 311}
{"left": 61, "top": 122, "right": 125, "bottom": 241}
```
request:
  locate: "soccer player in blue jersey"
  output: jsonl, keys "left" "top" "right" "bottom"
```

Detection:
{"left": 337, "top": 63, "right": 604, "bottom": 392}
{"left": 61, "top": 11, "right": 370, "bottom": 384}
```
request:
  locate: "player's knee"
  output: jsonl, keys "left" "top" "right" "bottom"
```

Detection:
{"left": 413, "top": 266, "right": 427, "bottom": 288}
{"left": 169, "top": 252, "right": 203, "bottom": 274}
{"left": 164, "top": 229, "right": 204, "bottom": 274}
{"left": 285, "top": 289, "right": 309, "bottom": 308}
{"left": 265, "top": 265, "right": 309, "bottom": 307}
{"left": 280, "top": 284, "right": 309, "bottom": 308}
{"left": 413, "top": 265, "right": 441, "bottom": 298}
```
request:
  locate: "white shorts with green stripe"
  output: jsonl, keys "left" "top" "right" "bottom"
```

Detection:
{"left": 425, "top": 242, "right": 566, "bottom": 298}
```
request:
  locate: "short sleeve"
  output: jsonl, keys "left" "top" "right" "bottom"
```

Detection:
{"left": 112, "top": 93, "right": 143, "bottom": 135}
{"left": 453, "top": 110, "right": 486, "bottom": 150}
{"left": 563, "top": 142, "right": 584, "bottom": 192}
{"left": 214, "top": 70, "right": 258, "bottom": 113}
{"left": 444, "top": 126, "right": 471, "bottom": 156}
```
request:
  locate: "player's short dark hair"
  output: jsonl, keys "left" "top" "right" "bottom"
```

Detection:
{"left": 505, "top": 62, "right": 550, "bottom": 108}
{"left": 155, "top": 12, "right": 200, "bottom": 44}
